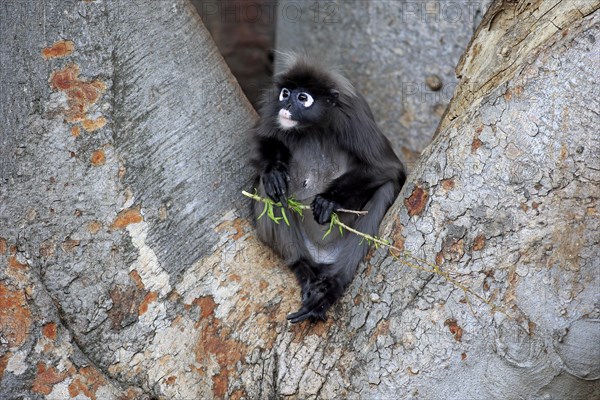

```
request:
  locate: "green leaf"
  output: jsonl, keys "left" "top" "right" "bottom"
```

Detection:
{"left": 281, "top": 207, "right": 290, "bottom": 226}
{"left": 267, "top": 204, "right": 281, "bottom": 224}
{"left": 323, "top": 217, "right": 335, "bottom": 239}
{"left": 258, "top": 202, "right": 268, "bottom": 220}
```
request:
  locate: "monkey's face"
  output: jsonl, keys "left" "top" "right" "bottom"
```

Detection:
{"left": 275, "top": 87, "right": 334, "bottom": 130}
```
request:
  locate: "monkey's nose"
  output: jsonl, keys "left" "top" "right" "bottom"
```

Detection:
{"left": 286, "top": 103, "right": 292, "bottom": 110}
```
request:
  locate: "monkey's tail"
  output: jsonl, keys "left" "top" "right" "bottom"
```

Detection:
{"left": 326, "top": 180, "right": 398, "bottom": 288}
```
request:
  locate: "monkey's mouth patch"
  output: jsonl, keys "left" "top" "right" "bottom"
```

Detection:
{"left": 278, "top": 109, "right": 298, "bottom": 129}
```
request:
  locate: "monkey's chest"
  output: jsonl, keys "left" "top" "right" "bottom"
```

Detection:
{"left": 287, "top": 142, "right": 350, "bottom": 201}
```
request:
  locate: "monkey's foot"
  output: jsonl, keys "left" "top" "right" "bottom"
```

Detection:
{"left": 287, "top": 278, "right": 340, "bottom": 323}
{"left": 311, "top": 194, "right": 340, "bottom": 224}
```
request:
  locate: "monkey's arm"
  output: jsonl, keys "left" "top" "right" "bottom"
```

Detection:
{"left": 255, "top": 137, "right": 291, "bottom": 205}
{"left": 312, "top": 167, "right": 391, "bottom": 224}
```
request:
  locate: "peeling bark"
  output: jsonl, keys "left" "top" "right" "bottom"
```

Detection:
{"left": 1, "top": 0, "right": 598, "bottom": 399}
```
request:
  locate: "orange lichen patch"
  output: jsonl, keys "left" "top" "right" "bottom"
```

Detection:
{"left": 62, "top": 238, "right": 80, "bottom": 252}
{"left": 39, "top": 240, "right": 56, "bottom": 258}
{"left": 193, "top": 296, "right": 217, "bottom": 319}
{"left": 107, "top": 285, "right": 143, "bottom": 331}
{"left": 520, "top": 202, "right": 529, "bottom": 212}
{"left": 353, "top": 294, "right": 362, "bottom": 306}
{"left": 388, "top": 220, "right": 405, "bottom": 258}
{"left": 71, "top": 125, "right": 81, "bottom": 137}
{"left": 472, "top": 234, "right": 486, "bottom": 251}
{"left": 32, "top": 362, "right": 67, "bottom": 395}
{"left": 68, "top": 366, "right": 107, "bottom": 400}
{"left": 129, "top": 270, "right": 145, "bottom": 290}
{"left": 471, "top": 137, "right": 483, "bottom": 153}
{"left": 82, "top": 116, "right": 107, "bottom": 132}
{"left": 42, "top": 322, "right": 58, "bottom": 340}
{"left": 231, "top": 390, "right": 247, "bottom": 400}
{"left": 435, "top": 251, "right": 444, "bottom": 266}
{"left": 0, "top": 352, "right": 11, "bottom": 378}
{"left": 138, "top": 292, "right": 158, "bottom": 316}
{"left": 165, "top": 376, "right": 177, "bottom": 386}
{"left": 0, "top": 284, "right": 32, "bottom": 347}
{"left": 7, "top": 256, "right": 28, "bottom": 284}
{"left": 258, "top": 280, "right": 269, "bottom": 290}
{"left": 215, "top": 218, "right": 250, "bottom": 241}
{"left": 0, "top": 237, "right": 7, "bottom": 254}
{"left": 229, "top": 273, "right": 241, "bottom": 282}
{"left": 461, "top": 352, "right": 467, "bottom": 360}
{"left": 196, "top": 324, "right": 245, "bottom": 398}
{"left": 441, "top": 178, "right": 455, "bottom": 191}
{"left": 446, "top": 239, "right": 465, "bottom": 262}
{"left": 90, "top": 149, "right": 106, "bottom": 166}
{"left": 48, "top": 64, "right": 106, "bottom": 123}
{"left": 87, "top": 220, "right": 102, "bottom": 234}
{"left": 212, "top": 375, "right": 228, "bottom": 398}
{"left": 42, "top": 40, "right": 74, "bottom": 59}
{"left": 110, "top": 206, "right": 143, "bottom": 230}
{"left": 8, "top": 256, "right": 27, "bottom": 271}
{"left": 404, "top": 186, "right": 429, "bottom": 217}
{"left": 444, "top": 319, "right": 463, "bottom": 342}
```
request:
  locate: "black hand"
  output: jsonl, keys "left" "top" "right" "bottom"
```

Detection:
{"left": 311, "top": 194, "right": 340, "bottom": 225}
{"left": 262, "top": 165, "right": 289, "bottom": 207}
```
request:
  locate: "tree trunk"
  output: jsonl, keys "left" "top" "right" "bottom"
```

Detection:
{"left": 1, "top": 0, "right": 598, "bottom": 399}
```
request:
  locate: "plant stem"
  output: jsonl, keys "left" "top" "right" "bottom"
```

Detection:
{"left": 243, "top": 190, "right": 505, "bottom": 316}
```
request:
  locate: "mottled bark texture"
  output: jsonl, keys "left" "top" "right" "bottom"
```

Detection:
{"left": 1, "top": 0, "right": 256, "bottom": 398}
{"left": 276, "top": 0, "right": 493, "bottom": 164}
{"left": 1, "top": 0, "right": 599, "bottom": 399}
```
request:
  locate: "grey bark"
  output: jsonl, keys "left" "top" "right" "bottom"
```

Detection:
{"left": 1, "top": 0, "right": 599, "bottom": 399}
{"left": 1, "top": 0, "right": 255, "bottom": 398}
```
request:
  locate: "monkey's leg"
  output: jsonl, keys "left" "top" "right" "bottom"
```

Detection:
{"left": 287, "top": 271, "right": 343, "bottom": 324}
{"left": 287, "top": 259, "right": 329, "bottom": 323}
{"left": 292, "top": 181, "right": 399, "bottom": 323}
{"left": 288, "top": 258, "right": 317, "bottom": 288}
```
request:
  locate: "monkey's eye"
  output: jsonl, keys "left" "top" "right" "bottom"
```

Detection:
{"left": 297, "top": 92, "right": 314, "bottom": 108}
{"left": 279, "top": 88, "right": 290, "bottom": 101}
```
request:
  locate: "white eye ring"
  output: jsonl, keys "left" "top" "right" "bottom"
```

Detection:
{"left": 297, "top": 92, "right": 314, "bottom": 108}
{"left": 279, "top": 88, "right": 290, "bottom": 101}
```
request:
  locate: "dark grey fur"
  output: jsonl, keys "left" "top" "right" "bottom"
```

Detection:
{"left": 250, "top": 55, "right": 406, "bottom": 323}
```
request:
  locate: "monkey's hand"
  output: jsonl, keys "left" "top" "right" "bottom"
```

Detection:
{"left": 261, "top": 164, "right": 289, "bottom": 207}
{"left": 311, "top": 194, "right": 340, "bottom": 225}
{"left": 287, "top": 277, "right": 341, "bottom": 324}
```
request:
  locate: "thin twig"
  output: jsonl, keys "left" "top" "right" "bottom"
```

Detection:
{"left": 242, "top": 190, "right": 368, "bottom": 215}
{"left": 243, "top": 190, "right": 506, "bottom": 316}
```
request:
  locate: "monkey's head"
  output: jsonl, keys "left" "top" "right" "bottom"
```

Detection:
{"left": 265, "top": 56, "right": 355, "bottom": 131}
